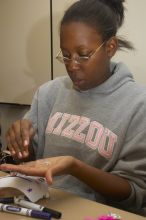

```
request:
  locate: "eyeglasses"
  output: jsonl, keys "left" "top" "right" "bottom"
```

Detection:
{"left": 56, "top": 42, "right": 105, "bottom": 65}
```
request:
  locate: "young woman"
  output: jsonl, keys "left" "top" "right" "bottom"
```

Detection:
{"left": 1, "top": 0, "right": 146, "bottom": 216}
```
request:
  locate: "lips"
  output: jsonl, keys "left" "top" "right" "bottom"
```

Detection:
{"left": 74, "top": 78, "right": 83, "bottom": 83}
{"left": 68, "top": 72, "right": 85, "bottom": 88}
{"left": 73, "top": 78, "right": 85, "bottom": 87}
{"left": 70, "top": 75, "right": 83, "bottom": 82}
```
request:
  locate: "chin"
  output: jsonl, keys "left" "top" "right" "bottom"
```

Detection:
{"left": 73, "top": 84, "right": 88, "bottom": 92}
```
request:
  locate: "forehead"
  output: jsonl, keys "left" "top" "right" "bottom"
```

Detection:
{"left": 60, "top": 22, "right": 102, "bottom": 48}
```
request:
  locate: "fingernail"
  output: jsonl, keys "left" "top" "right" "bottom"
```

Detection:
{"left": 18, "top": 152, "right": 22, "bottom": 158}
{"left": 12, "top": 150, "right": 16, "bottom": 155}
{"left": 24, "top": 140, "right": 28, "bottom": 146}
{"left": 23, "top": 151, "right": 28, "bottom": 157}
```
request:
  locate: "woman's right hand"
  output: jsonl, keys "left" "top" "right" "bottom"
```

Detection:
{"left": 6, "top": 119, "right": 36, "bottom": 159}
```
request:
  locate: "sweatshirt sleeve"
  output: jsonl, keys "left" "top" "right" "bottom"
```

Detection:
{"left": 110, "top": 100, "right": 146, "bottom": 213}
{"left": 111, "top": 130, "right": 146, "bottom": 211}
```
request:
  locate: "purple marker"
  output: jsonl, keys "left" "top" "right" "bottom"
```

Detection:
{"left": 14, "top": 197, "right": 62, "bottom": 219}
{"left": 0, "top": 203, "right": 52, "bottom": 220}
{"left": 0, "top": 197, "right": 14, "bottom": 204}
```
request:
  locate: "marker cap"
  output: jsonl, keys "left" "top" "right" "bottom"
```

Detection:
{"left": 43, "top": 207, "right": 62, "bottom": 219}
{"left": 0, "top": 198, "right": 14, "bottom": 204}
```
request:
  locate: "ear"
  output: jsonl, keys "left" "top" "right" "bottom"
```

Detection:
{"left": 105, "top": 37, "right": 118, "bottom": 58}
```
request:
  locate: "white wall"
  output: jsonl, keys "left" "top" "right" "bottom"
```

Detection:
{"left": 0, "top": 0, "right": 51, "bottom": 148}
{"left": 52, "top": 0, "right": 77, "bottom": 78}
{"left": 0, "top": 0, "right": 51, "bottom": 105}
{"left": 113, "top": 0, "right": 146, "bottom": 85}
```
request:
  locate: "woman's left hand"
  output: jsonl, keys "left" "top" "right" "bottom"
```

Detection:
{"left": 0, "top": 156, "right": 75, "bottom": 184}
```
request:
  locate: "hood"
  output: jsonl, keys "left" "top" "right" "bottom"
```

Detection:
{"left": 78, "top": 62, "right": 135, "bottom": 95}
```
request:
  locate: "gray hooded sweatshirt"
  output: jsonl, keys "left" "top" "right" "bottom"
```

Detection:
{"left": 24, "top": 62, "right": 146, "bottom": 215}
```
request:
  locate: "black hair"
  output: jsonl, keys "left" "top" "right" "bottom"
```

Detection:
{"left": 60, "top": 0, "right": 134, "bottom": 50}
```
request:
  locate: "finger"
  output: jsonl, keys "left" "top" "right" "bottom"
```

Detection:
{"left": 10, "top": 119, "right": 31, "bottom": 158}
{"left": 45, "top": 162, "right": 63, "bottom": 185}
{"left": 6, "top": 124, "right": 20, "bottom": 155}
{"left": 20, "top": 120, "right": 35, "bottom": 157}
{"left": 11, "top": 121, "right": 22, "bottom": 146}
{"left": 6, "top": 128, "right": 23, "bottom": 159}
{"left": 45, "top": 170, "right": 53, "bottom": 185}
{"left": 0, "top": 162, "right": 48, "bottom": 177}
{"left": 6, "top": 135, "right": 16, "bottom": 156}
{"left": 20, "top": 120, "right": 30, "bottom": 144}
{"left": 0, "top": 164, "right": 21, "bottom": 172}
{"left": 9, "top": 120, "right": 24, "bottom": 158}
{"left": 0, "top": 164, "right": 36, "bottom": 176}
{"left": 15, "top": 132, "right": 24, "bottom": 158}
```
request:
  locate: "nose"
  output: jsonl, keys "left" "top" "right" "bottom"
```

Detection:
{"left": 66, "top": 59, "right": 80, "bottom": 72}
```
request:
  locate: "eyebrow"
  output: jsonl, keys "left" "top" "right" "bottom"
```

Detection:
{"left": 60, "top": 45, "right": 92, "bottom": 51}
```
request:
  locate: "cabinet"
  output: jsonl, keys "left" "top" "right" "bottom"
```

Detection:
{"left": 0, "top": 0, "right": 51, "bottom": 148}
{"left": 0, "top": 0, "right": 51, "bottom": 105}
{"left": 1, "top": 0, "right": 146, "bottom": 105}
{"left": 0, "top": 0, "right": 146, "bottom": 149}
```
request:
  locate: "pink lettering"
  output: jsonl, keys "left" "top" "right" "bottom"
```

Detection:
{"left": 98, "top": 128, "right": 117, "bottom": 159}
{"left": 73, "top": 116, "right": 90, "bottom": 143}
{"left": 46, "top": 112, "right": 63, "bottom": 133}
{"left": 85, "top": 121, "right": 104, "bottom": 150}
{"left": 61, "top": 115, "right": 80, "bottom": 139}
{"left": 53, "top": 113, "right": 71, "bottom": 135}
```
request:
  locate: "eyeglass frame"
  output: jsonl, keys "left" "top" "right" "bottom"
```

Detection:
{"left": 56, "top": 42, "right": 105, "bottom": 65}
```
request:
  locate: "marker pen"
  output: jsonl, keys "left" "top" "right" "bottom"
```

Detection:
{"left": 0, "top": 197, "right": 14, "bottom": 204}
{"left": 0, "top": 203, "right": 52, "bottom": 220}
{"left": 14, "top": 197, "right": 62, "bottom": 219}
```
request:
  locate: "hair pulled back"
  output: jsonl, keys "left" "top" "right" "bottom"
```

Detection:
{"left": 60, "top": 0, "right": 133, "bottom": 50}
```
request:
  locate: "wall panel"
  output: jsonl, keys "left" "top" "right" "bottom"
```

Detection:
{"left": 52, "top": 0, "right": 77, "bottom": 78}
{"left": 113, "top": 0, "right": 146, "bottom": 85}
{"left": 0, "top": 0, "right": 51, "bottom": 104}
